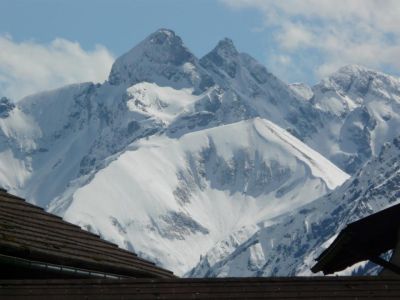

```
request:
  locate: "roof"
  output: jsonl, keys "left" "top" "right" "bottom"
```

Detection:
{"left": 0, "top": 189, "right": 174, "bottom": 278}
{"left": 1, "top": 277, "right": 400, "bottom": 299}
{"left": 312, "top": 202, "right": 400, "bottom": 274}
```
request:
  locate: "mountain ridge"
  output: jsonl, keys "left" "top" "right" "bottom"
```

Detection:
{"left": 54, "top": 117, "right": 348, "bottom": 275}
{"left": 0, "top": 28, "right": 399, "bottom": 276}
{"left": 188, "top": 135, "right": 400, "bottom": 277}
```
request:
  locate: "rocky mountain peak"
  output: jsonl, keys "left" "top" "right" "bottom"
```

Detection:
{"left": 199, "top": 38, "right": 240, "bottom": 80}
{"left": 336, "top": 64, "right": 370, "bottom": 75}
{"left": 213, "top": 38, "right": 239, "bottom": 58}
{"left": 143, "top": 29, "right": 190, "bottom": 57}
{"left": 108, "top": 28, "right": 197, "bottom": 86}
{"left": 320, "top": 64, "right": 400, "bottom": 97}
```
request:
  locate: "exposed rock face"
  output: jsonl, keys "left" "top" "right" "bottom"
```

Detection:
{"left": 0, "top": 97, "right": 15, "bottom": 118}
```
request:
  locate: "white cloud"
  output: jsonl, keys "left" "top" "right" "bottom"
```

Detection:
{"left": 0, "top": 36, "right": 115, "bottom": 100}
{"left": 221, "top": 0, "right": 400, "bottom": 82}
{"left": 277, "top": 23, "right": 313, "bottom": 50}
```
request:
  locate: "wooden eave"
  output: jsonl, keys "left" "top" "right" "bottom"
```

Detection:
{"left": 0, "top": 190, "right": 174, "bottom": 279}
{"left": 312, "top": 202, "right": 400, "bottom": 274}
{"left": 1, "top": 277, "right": 400, "bottom": 299}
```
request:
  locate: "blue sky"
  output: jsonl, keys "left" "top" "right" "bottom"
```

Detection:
{"left": 0, "top": 0, "right": 266, "bottom": 60}
{"left": 1, "top": 0, "right": 399, "bottom": 100}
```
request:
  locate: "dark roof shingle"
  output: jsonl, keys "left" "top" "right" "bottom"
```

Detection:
{"left": 1, "top": 277, "right": 400, "bottom": 299}
{"left": 0, "top": 190, "right": 174, "bottom": 278}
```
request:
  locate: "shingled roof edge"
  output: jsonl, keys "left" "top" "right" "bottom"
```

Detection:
{"left": 0, "top": 190, "right": 175, "bottom": 279}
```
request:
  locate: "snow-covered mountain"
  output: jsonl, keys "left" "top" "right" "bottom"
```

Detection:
{"left": 0, "top": 29, "right": 212, "bottom": 207}
{"left": 52, "top": 117, "right": 347, "bottom": 274}
{"left": 305, "top": 65, "right": 400, "bottom": 174}
{"left": 188, "top": 136, "right": 400, "bottom": 277}
{"left": 0, "top": 29, "right": 323, "bottom": 204}
{"left": 108, "top": 29, "right": 214, "bottom": 93}
{"left": 193, "top": 38, "right": 324, "bottom": 141}
{"left": 0, "top": 28, "right": 399, "bottom": 276}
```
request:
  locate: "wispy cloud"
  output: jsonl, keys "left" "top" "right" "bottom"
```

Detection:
{"left": 0, "top": 36, "right": 114, "bottom": 101}
{"left": 221, "top": 0, "right": 400, "bottom": 82}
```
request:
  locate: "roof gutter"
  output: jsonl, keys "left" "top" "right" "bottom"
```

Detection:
{"left": 0, "top": 253, "right": 128, "bottom": 279}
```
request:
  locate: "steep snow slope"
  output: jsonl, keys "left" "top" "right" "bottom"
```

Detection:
{"left": 0, "top": 83, "right": 96, "bottom": 204}
{"left": 0, "top": 29, "right": 216, "bottom": 207}
{"left": 306, "top": 65, "right": 400, "bottom": 174}
{"left": 53, "top": 118, "right": 348, "bottom": 275}
{"left": 126, "top": 82, "right": 202, "bottom": 125}
{"left": 0, "top": 82, "right": 164, "bottom": 206}
{"left": 189, "top": 136, "right": 400, "bottom": 277}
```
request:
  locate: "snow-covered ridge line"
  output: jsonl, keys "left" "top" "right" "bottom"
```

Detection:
{"left": 189, "top": 135, "right": 400, "bottom": 277}
{"left": 253, "top": 118, "right": 349, "bottom": 189}
{"left": 59, "top": 118, "right": 348, "bottom": 275}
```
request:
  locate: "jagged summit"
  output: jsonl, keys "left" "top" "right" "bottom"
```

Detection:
{"left": 144, "top": 28, "right": 185, "bottom": 52}
{"left": 150, "top": 28, "right": 176, "bottom": 39}
{"left": 316, "top": 63, "right": 400, "bottom": 99}
{"left": 336, "top": 64, "right": 371, "bottom": 74}
{"left": 332, "top": 64, "right": 396, "bottom": 79}
{"left": 326, "top": 65, "right": 382, "bottom": 88}
{"left": 199, "top": 36, "right": 282, "bottom": 90}
{"left": 199, "top": 38, "right": 240, "bottom": 79}
{"left": 324, "top": 64, "right": 399, "bottom": 85}
{"left": 212, "top": 38, "right": 239, "bottom": 57}
{"left": 108, "top": 28, "right": 198, "bottom": 87}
